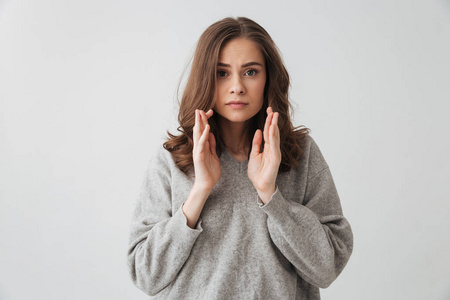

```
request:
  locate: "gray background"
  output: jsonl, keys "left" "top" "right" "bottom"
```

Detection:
{"left": 1, "top": 0, "right": 449, "bottom": 299}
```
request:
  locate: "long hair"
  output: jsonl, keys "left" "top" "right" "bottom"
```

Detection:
{"left": 164, "top": 17, "right": 310, "bottom": 174}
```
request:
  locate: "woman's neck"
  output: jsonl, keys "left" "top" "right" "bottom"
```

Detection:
{"left": 217, "top": 116, "right": 251, "bottom": 157}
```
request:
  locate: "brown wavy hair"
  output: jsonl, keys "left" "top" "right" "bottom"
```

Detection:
{"left": 164, "top": 16, "right": 310, "bottom": 174}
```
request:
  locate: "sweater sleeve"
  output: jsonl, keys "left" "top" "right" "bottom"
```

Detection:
{"left": 127, "top": 149, "right": 203, "bottom": 296}
{"left": 258, "top": 141, "right": 353, "bottom": 289}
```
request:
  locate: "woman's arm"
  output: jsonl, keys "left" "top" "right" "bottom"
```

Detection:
{"left": 127, "top": 109, "right": 220, "bottom": 296}
{"left": 248, "top": 108, "right": 353, "bottom": 288}
{"left": 127, "top": 149, "right": 203, "bottom": 296}
{"left": 259, "top": 166, "right": 353, "bottom": 289}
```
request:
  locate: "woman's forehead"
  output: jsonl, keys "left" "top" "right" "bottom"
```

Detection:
{"left": 218, "top": 38, "right": 265, "bottom": 66}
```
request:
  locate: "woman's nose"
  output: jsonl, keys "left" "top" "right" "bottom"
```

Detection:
{"left": 229, "top": 76, "right": 246, "bottom": 95}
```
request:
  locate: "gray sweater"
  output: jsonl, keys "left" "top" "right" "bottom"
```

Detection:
{"left": 127, "top": 135, "right": 353, "bottom": 299}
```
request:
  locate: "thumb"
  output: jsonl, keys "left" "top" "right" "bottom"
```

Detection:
{"left": 250, "top": 129, "right": 262, "bottom": 158}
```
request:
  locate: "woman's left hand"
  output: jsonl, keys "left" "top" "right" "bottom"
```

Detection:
{"left": 248, "top": 107, "right": 282, "bottom": 204}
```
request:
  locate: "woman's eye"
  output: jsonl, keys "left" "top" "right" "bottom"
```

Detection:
{"left": 245, "top": 69, "right": 257, "bottom": 76}
{"left": 217, "top": 70, "right": 227, "bottom": 77}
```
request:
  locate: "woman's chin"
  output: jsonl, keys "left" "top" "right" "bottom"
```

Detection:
{"left": 215, "top": 110, "right": 260, "bottom": 124}
{"left": 217, "top": 114, "right": 255, "bottom": 125}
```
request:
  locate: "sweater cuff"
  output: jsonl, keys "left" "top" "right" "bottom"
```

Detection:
{"left": 258, "top": 186, "right": 299, "bottom": 218}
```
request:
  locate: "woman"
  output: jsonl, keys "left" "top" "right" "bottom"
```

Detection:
{"left": 127, "top": 17, "right": 353, "bottom": 299}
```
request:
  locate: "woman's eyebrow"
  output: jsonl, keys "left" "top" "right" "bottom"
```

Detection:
{"left": 217, "top": 62, "right": 264, "bottom": 68}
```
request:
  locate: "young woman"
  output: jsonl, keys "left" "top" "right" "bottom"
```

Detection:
{"left": 127, "top": 17, "right": 353, "bottom": 299}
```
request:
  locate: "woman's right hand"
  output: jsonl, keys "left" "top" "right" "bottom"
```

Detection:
{"left": 192, "top": 109, "right": 221, "bottom": 192}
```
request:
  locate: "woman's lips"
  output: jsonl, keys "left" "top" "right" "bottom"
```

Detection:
{"left": 226, "top": 101, "right": 248, "bottom": 109}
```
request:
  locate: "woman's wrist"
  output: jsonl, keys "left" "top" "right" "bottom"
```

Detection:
{"left": 192, "top": 182, "right": 214, "bottom": 195}
{"left": 183, "top": 186, "right": 211, "bottom": 229}
{"left": 256, "top": 185, "right": 277, "bottom": 205}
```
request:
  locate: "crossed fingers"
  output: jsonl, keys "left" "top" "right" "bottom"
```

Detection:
{"left": 193, "top": 109, "right": 214, "bottom": 151}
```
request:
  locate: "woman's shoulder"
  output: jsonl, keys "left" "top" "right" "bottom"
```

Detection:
{"left": 296, "top": 134, "right": 330, "bottom": 179}
{"left": 144, "top": 144, "right": 178, "bottom": 174}
{"left": 154, "top": 143, "right": 174, "bottom": 162}
{"left": 296, "top": 133, "right": 318, "bottom": 156}
{"left": 148, "top": 143, "right": 194, "bottom": 177}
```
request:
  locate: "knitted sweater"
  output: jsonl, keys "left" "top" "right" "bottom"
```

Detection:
{"left": 127, "top": 135, "right": 353, "bottom": 299}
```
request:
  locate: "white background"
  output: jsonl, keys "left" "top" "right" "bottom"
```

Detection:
{"left": 1, "top": 0, "right": 449, "bottom": 299}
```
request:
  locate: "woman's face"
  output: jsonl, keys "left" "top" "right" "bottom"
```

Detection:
{"left": 214, "top": 38, "right": 266, "bottom": 124}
